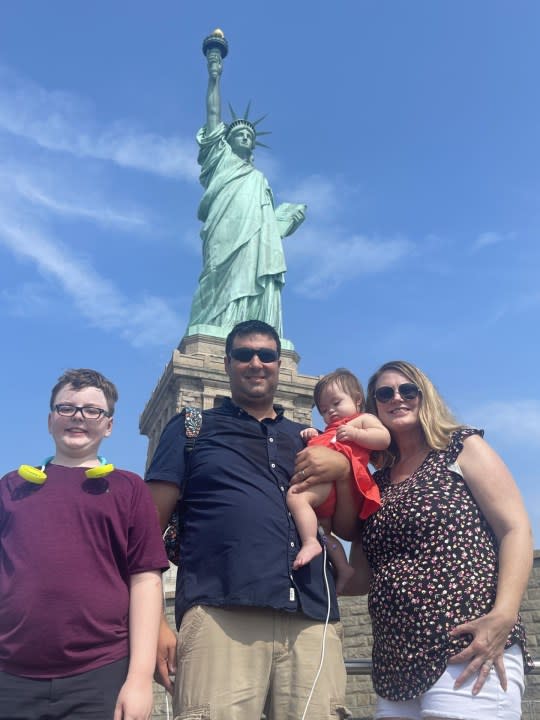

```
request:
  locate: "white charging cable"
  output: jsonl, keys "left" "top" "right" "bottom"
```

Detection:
{"left": 300, "top": 529, "right": 332, "bottom": 720}
{"left": 161, "top": 531, "right": 173, "bottom": 720}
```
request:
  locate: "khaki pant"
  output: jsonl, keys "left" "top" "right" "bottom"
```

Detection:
{"left": 173, "top": 605, "right": 350, "bottom": 720}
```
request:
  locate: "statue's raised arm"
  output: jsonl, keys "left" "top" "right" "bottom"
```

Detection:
{"left": 205, "top": 49, "right": 222, "bottom": 132}
{"left": 186, "top": 30, "right": 307, "bottom": 342}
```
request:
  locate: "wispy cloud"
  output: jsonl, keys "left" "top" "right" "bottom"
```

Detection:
{"left": 0, "top": 216, "right": 181, "bottom": 348}
{"left": 0, "top": 166, "right": 150, "bottom": 231}
{"left": 284, "top": 175, "right": 342, "bottom": 220}
{"left": 471, "top": 231, "right": 513, "bottom": 252}
{"left": 281, "top": 173, "right": 412, "bottom": 296}
{"left": 287, "top": 226, "right": 413, "bottom": 297}
{"left": 0, "top": 64, "right": 198, "bottom": 181}
{"left": 466, "top": 400, "right": 540, "bottom": 447}
{"left": 0, "top": 281, "right": 55, "bottom": 317}
{"left": 289, "top": 229, "right": 413, "bottom": 297}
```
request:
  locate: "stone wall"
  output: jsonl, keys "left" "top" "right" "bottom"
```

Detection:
{"left": 152, "top": 551, "right": 540, "bottom": 718}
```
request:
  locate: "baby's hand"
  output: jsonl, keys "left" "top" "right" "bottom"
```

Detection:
{"left": 335, "top": 423, "right": 357, "bottom": 443}
{"left": 300, "top": 427, "right": 318, "bottom": 442}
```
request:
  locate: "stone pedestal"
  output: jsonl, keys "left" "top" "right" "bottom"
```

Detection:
{"left": 139, "top": 333, "right": 319, "bottom": 470}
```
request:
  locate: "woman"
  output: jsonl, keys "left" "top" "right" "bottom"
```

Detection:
{"left": 346, "top": 360, "right": 533, "bottom": 720}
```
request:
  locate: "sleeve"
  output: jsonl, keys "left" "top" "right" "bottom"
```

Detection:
{"left": 127, "top": 476, "right": 170, "bottom": 574}
{"left": 144, "top": 411, "right": 187, "bottom": 490}
{"left": 446, "top": 427, "right": 484, "bottom": 465}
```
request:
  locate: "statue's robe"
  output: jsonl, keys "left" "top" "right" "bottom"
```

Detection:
{"left": 187, "top": 123, "right": 285, "bottom": 336}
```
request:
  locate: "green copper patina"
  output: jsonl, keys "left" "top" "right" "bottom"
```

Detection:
{"left": 186, "top": 30, "right": 306, "bottom": 345}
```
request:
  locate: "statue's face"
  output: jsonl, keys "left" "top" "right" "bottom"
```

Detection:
{"left": 228, "top": 127, "right": 255, "bottom": 160}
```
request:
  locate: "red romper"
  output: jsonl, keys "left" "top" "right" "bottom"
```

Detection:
{"left": 309, "top": 414, "right": 381, "bottom": 521}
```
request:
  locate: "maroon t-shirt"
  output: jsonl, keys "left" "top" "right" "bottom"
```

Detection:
{"left": 0, "top": 464, "right": 168, "bottom": 678}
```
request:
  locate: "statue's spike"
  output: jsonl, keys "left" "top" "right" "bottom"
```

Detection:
{"left": 225, "top": 101, "right": 271, "bottom": 147}
{"left": 255, "top": 141, "right": 271, "bottom": 149}
{"left": 253, "top": 114, "right": 268, "bottom": 127}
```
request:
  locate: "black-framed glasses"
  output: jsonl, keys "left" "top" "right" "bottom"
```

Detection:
{"left": 229, "top": 347, "right": 279, "bottom": 363}
{"left": 54, "top": 404, "right": 111, "bottom": 420}
{"left": 374, "top": 383, "right": 421, "bottom": 403}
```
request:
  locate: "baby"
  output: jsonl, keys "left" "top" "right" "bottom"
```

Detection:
{"left": 288, "top": 368, "right": 390, "bottom": 592}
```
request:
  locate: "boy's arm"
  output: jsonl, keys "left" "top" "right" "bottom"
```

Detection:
{"left": 335, "top": 413, "right": 391, "bottom": 450}
{"left": 114, "top": 570, "right": 163, "bottom": 720}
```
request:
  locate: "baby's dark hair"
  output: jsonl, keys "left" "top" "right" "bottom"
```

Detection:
{"left": 313, "top": 368, "right": 365, "bottom": 413}
{"left": 50, "top": 369, "right": 118, "bottom": 415}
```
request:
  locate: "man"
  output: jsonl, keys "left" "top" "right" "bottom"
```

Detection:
{"left": 0, "top": 368, "right": 168, "bottom": 720}
{"left": 146, "top": 320, "right": 352, "bottom": 720}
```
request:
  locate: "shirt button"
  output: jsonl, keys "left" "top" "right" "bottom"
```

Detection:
{"left": 269, "top": 437, "right": 274, "bottom": 443}
{"left": 280, "top": 486, "right": 285, "bottom": 492}
{"left": 271, "top": 463, "right": 276, "bottom": 469}
{"left": 290, "top": 541, "right": 295, "bottom": 548}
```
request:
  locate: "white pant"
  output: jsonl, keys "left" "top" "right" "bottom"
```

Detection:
{"left": 374, "top": 644, "right": 525, "bottom": 720}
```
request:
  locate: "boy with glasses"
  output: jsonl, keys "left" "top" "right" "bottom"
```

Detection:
{"left": 0, "top": 368, "right": 168, "bottom": 720}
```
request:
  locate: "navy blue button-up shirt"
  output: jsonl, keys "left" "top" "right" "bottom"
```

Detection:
{"left": 145, "top": 398, "right": 339, "bottom": 628}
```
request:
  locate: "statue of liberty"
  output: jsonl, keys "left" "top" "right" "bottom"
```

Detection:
{"left": 186, "top": 30, "right": 307, "bottom": 341}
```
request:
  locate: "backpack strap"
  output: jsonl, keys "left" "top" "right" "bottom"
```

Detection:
{"left": 163, "top": 406, "right": 203, "bottom": 566}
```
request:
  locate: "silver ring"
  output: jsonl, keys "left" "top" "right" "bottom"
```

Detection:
{"left": 301, "top": 469, "right": 306, "bottom": 479}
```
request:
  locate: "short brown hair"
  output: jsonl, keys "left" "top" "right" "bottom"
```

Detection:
{"left": 225, "top": 320, "right": 281, "bottom": 357}
{"left": 50, "top": 369, "right": 119, "bottom": 415}
{"left": 313, "top": 368, "right": 365, "bottom": 413}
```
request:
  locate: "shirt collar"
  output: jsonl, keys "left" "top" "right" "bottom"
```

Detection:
{"left": 222, "top": 397, "right": 285, "bottom": 421}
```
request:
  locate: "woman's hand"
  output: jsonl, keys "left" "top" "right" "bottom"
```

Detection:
{"left": 448, "top": 609, "right": 515, "bottom": 694}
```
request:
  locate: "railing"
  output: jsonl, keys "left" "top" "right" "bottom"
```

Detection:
{"left": 345, "top": 659, "right": 540, "bottom": 719}
{"left": 345, "top": 658, "right": 540, "bottom": 674}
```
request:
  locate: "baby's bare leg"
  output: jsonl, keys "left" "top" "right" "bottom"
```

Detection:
{"left": 287, "top": 483, "right": 333, "bottom": 569}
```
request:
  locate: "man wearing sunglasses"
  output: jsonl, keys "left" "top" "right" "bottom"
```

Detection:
{"left": 146, "top": 320, "right": 350, "bottom": 720}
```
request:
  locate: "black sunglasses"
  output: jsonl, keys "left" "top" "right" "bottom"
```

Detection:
{"left": 229, "top": 347, "right": 279, "bottom": 363}
{"left": 374, "top": 383, "right": 421, "bottom": 403}
{"left": 54, "top": 404, "right": 111, "bottom": 420}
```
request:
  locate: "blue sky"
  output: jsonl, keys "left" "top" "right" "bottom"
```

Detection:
{"left": 1, "top": 3, "right": 539, "bottom": 542}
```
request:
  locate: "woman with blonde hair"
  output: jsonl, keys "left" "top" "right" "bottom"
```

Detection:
{"left": 346, "top": 360, "right": 533, "bottom": 720}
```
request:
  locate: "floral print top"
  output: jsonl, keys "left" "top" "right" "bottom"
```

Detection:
{"left": 362, "top": 428, "right": 532, "bottom": 701}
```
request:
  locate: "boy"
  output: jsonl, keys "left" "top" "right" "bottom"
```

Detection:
{"left": 0, "top": 369, "right": 168, "bottom": 720}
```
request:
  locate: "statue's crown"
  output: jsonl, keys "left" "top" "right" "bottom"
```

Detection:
{"left": 226, "top": 118, "right": 257, "bottom": 137}
{"left": 225, "top": 102, "right": 271, "bottom": 149}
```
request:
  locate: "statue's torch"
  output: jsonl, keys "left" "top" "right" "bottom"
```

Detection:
{"left": 202, "top": 28, "right": 229, "bottom": 59}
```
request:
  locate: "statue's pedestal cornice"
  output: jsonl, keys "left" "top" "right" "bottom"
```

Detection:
{"left": 185, "top": 324, "right": 295, "bottom": 351}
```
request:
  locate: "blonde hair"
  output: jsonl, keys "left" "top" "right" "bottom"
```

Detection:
{"left": 366, "top": 360, "right": 465, "bottom": 469}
